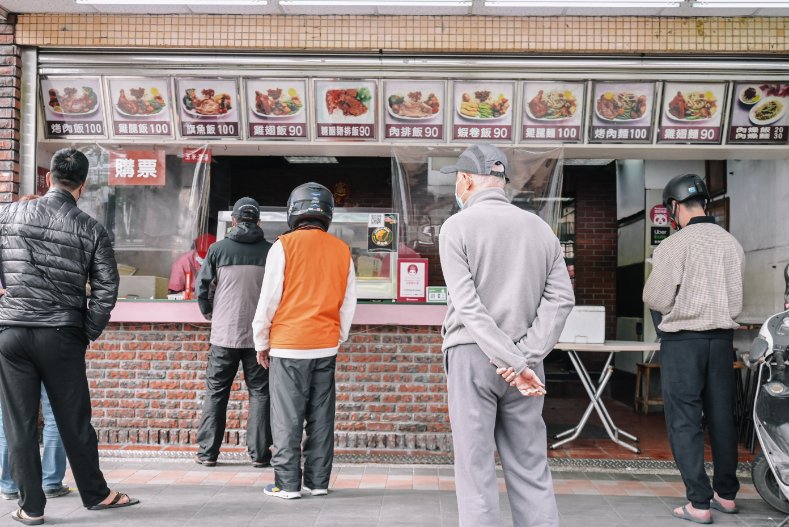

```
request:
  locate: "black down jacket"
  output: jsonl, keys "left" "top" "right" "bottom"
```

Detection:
{"left": 0, "top": 188, "right": 119, "bottom": 341}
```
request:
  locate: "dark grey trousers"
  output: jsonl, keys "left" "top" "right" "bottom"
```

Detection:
{"left": 196, "top": 345, "right": 272, "bottom": 463}
{"left": 660, "top": 338, "right": 740, "bottom": 509}
{"left": 269, "top": 356, "right": 336, "bottom": 492}
{"left": 446, "top": 344, "right": 559, "bottom": 527}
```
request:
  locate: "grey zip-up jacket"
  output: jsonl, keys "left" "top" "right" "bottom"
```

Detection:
{"left": 196, "top": 222, "right": 272, "bottom": 349}
{"left": 439, "top": 188, "right": 575, "bottom": 374}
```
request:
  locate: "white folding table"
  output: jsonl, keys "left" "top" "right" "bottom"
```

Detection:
{"left": 550, "top": 340, "right": 661, "bottom": 454}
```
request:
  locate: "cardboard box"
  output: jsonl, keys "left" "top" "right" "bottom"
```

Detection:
{"left": 118, "top": 276, "right": 169, "bottom": 300}
{"left": 558, "top": 305, "right": 605, "bottom": 344}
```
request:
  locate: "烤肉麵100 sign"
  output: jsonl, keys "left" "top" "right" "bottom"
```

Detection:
{"left": 589, "top": 82, "right": 656, "bottom": 144}
{"left": 658, "top": 82, "right": 727, "bottom": 144}
{"left": 521, "top": 81, "right": 585, "bottom": 143}
{"left": 451, "top": 81, "right": 514, "bottom": 142}
{"left": 174, "top": 77, "right": 241, "bottom": 139}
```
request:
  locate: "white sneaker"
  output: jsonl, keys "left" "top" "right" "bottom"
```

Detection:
{"left": 264, "top": 483, "right": 301, "bottom": 499}
{"left": 302, "top": 485, "right": 328, "bottom": 496}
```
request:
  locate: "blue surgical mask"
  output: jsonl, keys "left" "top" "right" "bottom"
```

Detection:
{"left": 454, "top": 178, "right": 467, "bottom": 210}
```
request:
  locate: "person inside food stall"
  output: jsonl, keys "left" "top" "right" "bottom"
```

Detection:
{"left": 168, "top": 233, "right": 216, "bottom": 295}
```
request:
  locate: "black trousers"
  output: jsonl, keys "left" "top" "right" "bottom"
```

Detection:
{"left": 660, "top": 337, "right": 740, "bottom": 509}
{"left": 269, "top": 356, "right": 336, "bottom": 491}
{"left": 0, "top": 326, "right": 110, "bottom": 516}
{"left": 196, "top": 345, "right": 272, "bottom": 463}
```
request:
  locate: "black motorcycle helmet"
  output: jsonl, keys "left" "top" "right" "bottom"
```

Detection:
{"left": 662, "top": 173, "right": 710, "bottom": 209}
{"left": 662, "top": 173, "right": 710, "bottom": 228}
{"left": 286, "top": 182, "right": 334, "bottom": 230}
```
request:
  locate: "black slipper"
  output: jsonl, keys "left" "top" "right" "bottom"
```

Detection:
{"left": 87, "top": 492, "right": 140, "bottom": 511}
{"left": 11, "top": 509, "right": 44, "bottom": 526}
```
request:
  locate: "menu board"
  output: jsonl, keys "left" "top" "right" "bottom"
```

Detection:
{"left": 589, "top": 82, "right": 656, "bottom": 143}
{"left": 314, "top": 79, "right": 377, "bottom": 140}
{"left": 245, "top": 79, "right": 308, "bottom": 140}
{"left": 174, "top": 77, "right": 241, "bottom": 139}
{"left": 107, "top": 77, "right": 174, "bottom": 138}
{"left": 383, "top": 80, "right": 445, "bottom": 141}
{"left": 522, "top": 81, "right": 585, "bottom": 143}
{"left": 41, "top": 76, "right": 106, "bottom": 138}
{"left": 658, "top": 83, "right": 726, "bottom": 144}
{"left": 727, "top": 82, "right": 789, "bottom": 144}
{"left": 451, "top": 81, "right": 514, "bottom": 142}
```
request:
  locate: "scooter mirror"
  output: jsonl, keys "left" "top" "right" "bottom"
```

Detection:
{"left": 748, "top": 337, "right": 770, "bottom": 366}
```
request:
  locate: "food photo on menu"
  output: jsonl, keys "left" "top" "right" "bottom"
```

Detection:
{"left": 527, "top": 89, "right": 578, "bottom": 121}
{"left": 315, "top": 80, "right": 377, "bottom": 139}
{"left": 521, "top": 82, "right": 585, "bottom": 143}
{"left": 387, "top": 91, "right": 439, "bottom": 119}
{"left": 246, "top": 80, "right": 308, "bottom": 139}
{"left": 729, "top": 82, "right": 789, "bottom": 143}
{"left": 458, "top": 89, "right": 509, "bottom": 120}
{"left": 253, "top": 87, "right": 303, "bottom": 118}
{"left": 182, "top": 87, "right": 233, "bottom": 117}
{"left": 665, "top": 90, "right": 718, "bottom": 122}
{"left": 116, "top": 87, "right": 166, "bottom": 117}
{"left": 596, "top": 90, "right": 648, "bottom": 122}
{"left": 325, "top": 86, "right": 372, "bottom": 117}
{"left": 47, "top": 86, "right": 100, "bottom": 116}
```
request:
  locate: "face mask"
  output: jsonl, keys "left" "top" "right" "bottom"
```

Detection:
{"left": 454, "top": 177, "right": 468, "bottom": 209}
{"left": 195, "top": 254, "right": 205, "bottom": 266}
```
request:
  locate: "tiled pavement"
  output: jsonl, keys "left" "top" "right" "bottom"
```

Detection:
{"left": 1, "top": 460, "right": 786, "bottom": 527}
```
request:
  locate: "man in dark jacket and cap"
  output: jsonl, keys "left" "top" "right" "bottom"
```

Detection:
{"left": 0, "top": 148, "right": 139, "bottom": 525}
{"left": 194, "top": 197, "right": 274, "bottom": 468}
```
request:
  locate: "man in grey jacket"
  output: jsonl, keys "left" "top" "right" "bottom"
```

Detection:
{"left": 195, "top": 197, "right": 273, "bottom": 468}
{"left": 439, "top": 145, "right": 575, "bottom": 527}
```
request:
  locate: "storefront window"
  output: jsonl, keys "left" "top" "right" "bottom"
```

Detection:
{"left": 391, "top": 147, "right": 565, "bottom": 288}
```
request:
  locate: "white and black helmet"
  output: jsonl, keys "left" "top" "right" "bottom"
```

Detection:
{"left": 286, "top": 182, "right": 334, "bottom": 230}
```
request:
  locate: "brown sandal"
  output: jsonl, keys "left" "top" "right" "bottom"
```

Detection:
{"left": 87, "top": 491, "right": 140, "bottom": 511}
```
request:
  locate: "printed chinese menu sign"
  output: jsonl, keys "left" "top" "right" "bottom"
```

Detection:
{"left": 383, "top": 81, "right": 445, "bottom": 141}
{"left": 246, "top": 79, "right": 308, "bottom": 139}
{"left": 658, "top": 82, "right": 726, "bottom": 144}
{"left": 108, "top": 150, "right": 166, "bottom": 186}
{"left": 727, "top": 83, "right": 789, "bottom": 144}
{"left": 452, "top": 81, "right": 514, "bottom": 142}
{"left": 589, "top": 82, "right": 656, "bottom": 143}
{"left": 315, "top": 80, "right": 377, "bottom": 140}
{"left": 41, "top": 76, "right": 106, "bottom": 138}
{"left": 174, "top": 77, "right": 241, "bottom": 139}
{"left": 107, "top": 77, "right": 174, "bottom": 138}
{"left": 522, "top": 81, "right": 585, "bottom": 143}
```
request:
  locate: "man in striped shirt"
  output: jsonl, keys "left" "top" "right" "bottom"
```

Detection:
{"left": 643, "top": 173, "right": 744, "bottom": 525}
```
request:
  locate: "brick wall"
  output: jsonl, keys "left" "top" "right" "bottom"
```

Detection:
{"left": 0, "top": 18, "right": 19, "bottom": 203}
{"left": 88, "top": 322, "right": 450, "bottom": 460}
{"left": 563, "top": 166, "right": 618, "bottom": 339}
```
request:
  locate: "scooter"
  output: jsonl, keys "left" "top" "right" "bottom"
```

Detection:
{"left": 743, "top": 263, "right": 789, "bottom": 525}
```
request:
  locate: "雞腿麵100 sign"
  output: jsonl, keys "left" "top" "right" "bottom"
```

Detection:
{"left": 589, "top": 82, "right": 656, "bottom": 144}
{"left": 658, "top": 83, "right": 727, "bottom": 144}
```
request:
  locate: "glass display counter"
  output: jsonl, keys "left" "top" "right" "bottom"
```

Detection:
{"left": 217, "top": 207, "right": 397, "bottom": 300}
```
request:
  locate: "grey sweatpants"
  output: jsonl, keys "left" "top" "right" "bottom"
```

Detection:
{"left": 446, "top": 343, "right": 559, "bottom": 527}
{"left": 269, "top": 355, "right": 336, "bottom": 492}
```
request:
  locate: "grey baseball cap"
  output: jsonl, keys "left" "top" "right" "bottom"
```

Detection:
{"left": 440, "top": 144, "right": 509, "bottom": 182}
{"left": 232, "top": 197, "right": 260, "bottom": 222}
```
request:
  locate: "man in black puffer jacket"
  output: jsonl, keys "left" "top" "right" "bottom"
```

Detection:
{"left": 0, "top": 148, "right": 139, "bottom": 524}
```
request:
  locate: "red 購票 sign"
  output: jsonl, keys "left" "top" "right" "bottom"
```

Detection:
{"left": 109, "top": 150, "right": 166, "bottom": 186}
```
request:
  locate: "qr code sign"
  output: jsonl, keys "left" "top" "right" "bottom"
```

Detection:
{"left": 368, "top": 214, "right": 384, "bottom": 228}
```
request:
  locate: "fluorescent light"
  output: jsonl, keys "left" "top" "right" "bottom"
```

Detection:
{"left": 284, "top": 156, "right": 338, "bottom": 164}
{"left": 694, "top": 0, "right": 789, "bottom": 6}
{"left": 280, "top": 0, "right": 470, "bottom": 5}
{"left": 485, "top": 0, "right": 679, "bottom": 6}
{"left": 78, "top": 0, "right": 266, "bottom": 4}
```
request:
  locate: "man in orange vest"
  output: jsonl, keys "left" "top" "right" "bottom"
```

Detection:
{"left": 252, "top": 182, "right": 357, "bottom": 500}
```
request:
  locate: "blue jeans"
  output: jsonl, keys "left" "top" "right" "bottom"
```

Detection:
{"left": 0, "top": 385, "right": 67, "bottom": 493}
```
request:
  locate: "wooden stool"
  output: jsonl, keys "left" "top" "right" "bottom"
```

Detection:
{"left": 634, "top": 362, "right": 663, "bottom": 415}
